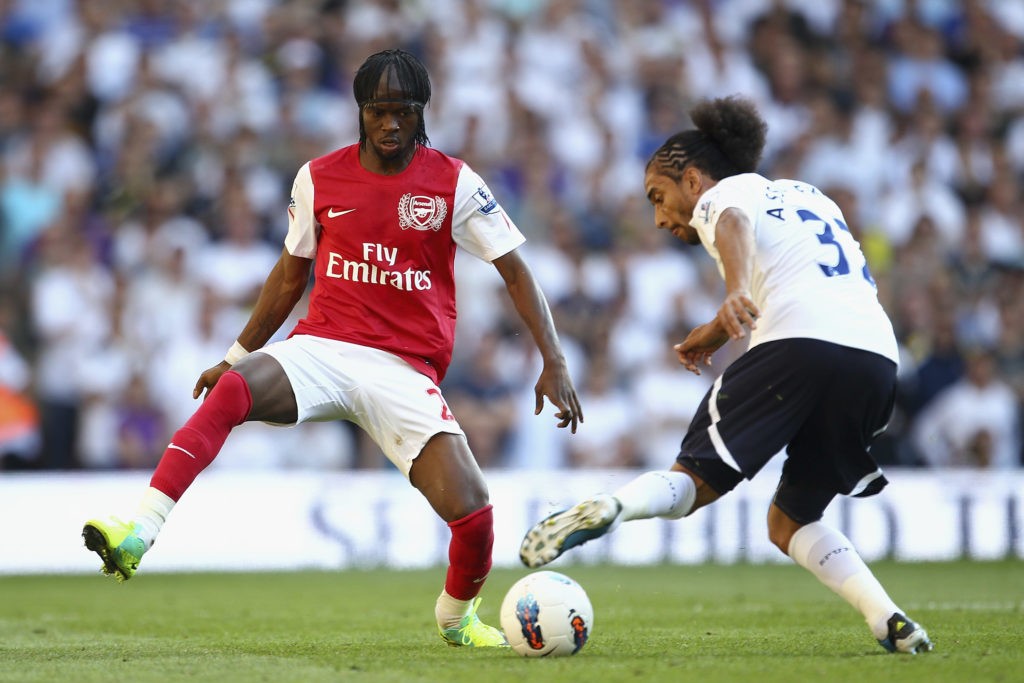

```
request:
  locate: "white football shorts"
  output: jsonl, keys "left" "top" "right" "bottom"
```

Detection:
{"left": 255, "top": 334, "right": 464, "bottom": 477}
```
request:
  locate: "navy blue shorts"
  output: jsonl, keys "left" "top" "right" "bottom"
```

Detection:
{"left": 676, "top": 338, "right": 896, "bottom": 523}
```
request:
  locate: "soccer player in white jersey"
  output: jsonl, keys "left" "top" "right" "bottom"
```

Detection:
{"left": 520, "top": 96, "right": 933, "bottom": 655}
{"left": 82, "top": 49, "right": 583, "bottom": 648}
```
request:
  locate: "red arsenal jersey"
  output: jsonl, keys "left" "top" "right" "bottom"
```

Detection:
{"left": 284, "top": 144, "right": 525, "bottom": 383}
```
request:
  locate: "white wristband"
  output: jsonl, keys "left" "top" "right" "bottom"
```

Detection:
{"left": 224, "top": 341, "right": 250, "bottom": 365}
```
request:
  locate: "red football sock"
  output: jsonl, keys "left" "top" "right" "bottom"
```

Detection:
{"left": 150, "top": 371, "right": 252, "bottom": 501}
{"left": 444, "top": 504, "right": 495, "bottom": 601}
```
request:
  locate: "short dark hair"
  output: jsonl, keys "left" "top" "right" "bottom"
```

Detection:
{"left": 648, "top": 96, "right": 767, "bottom": 181}
{"left": 353, "top": 48, "right": 431, "bottom": 147}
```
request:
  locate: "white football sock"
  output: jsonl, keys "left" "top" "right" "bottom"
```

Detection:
{"left": 613, "top": 471, "right": 697, "bottom": 522}
{"left": 787, "top": 522, "right": 900, "bottom": 640}
{"left": 133, "top": 487, "right": 176, "bottom": 551}
{"left": 435, "top": 589, "right": 472, "bottom": 629}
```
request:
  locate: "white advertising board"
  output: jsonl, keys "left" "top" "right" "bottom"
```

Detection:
{"left": 0, "top": 469, "right": 1020, "bottom": 575}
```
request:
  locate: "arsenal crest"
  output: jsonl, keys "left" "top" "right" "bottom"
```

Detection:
{"left": 398, "top": 193, "right": 448, "bottom": 231}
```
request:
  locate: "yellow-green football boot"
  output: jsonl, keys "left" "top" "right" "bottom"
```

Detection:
{"left": 82, "top": 517, "right": 146, "bottom": 583}
{"left": 438, "top": 597, "right": 509, "bottom": 647}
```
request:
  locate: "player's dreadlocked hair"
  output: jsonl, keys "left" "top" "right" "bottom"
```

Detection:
{"left": 353, "top": 48, "right": 431, "bottom": 147}
{"left": 648, "top": 96, "right": 767, "bottom": 182}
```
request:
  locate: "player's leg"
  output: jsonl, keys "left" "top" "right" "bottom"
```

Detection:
{"left": 615, "top": 463, "right": 715, "bottom": 520}
{"left": 337, "top": 346, "right": 506, "bottom": 646}
{"left": 770, "top": 502, "right": 932, "bottom": 654}
{"left": 770, "top": 346, "right": 932, "bottom": 654}
{"left": 518, "top": 465, "right": 711, "bottom": 568}
{"left": 410, "top": 433, "right": 507, "bottom": 647}
{"left": 520, "top": 342, "right": 802, "bottom": 568}
{"left": 83, "top": 352, "right": 295, "bottom": 582}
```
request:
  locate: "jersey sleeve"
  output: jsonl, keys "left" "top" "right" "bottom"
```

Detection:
{"left": 450, "top": 163, "right": 526, "bottom": 262}
{"left": 689, "top": 174, "right": 762, "bottom": 249}
{"left": 284, "top": 162, "right": 318, "bottom": 258}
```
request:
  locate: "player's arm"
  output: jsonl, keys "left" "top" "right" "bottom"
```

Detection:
{"left": 714, "top": 207, "right": 760, "bottom": 339}
{"left": 492, "top": 248, "right": 583, "bottom": 432}
{"left": 675, "top": 208, "right": 760, "bottom": 373}
{"left": 193, "top": 248, "right": 312, "bottom": 398}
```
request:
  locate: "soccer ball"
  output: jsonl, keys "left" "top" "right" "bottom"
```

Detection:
{"left": 500, "top": 570, "right": 593, "bottom": 657}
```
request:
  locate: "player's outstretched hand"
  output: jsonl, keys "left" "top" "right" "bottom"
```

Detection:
{"left": 674, "top": 322, "right": 730, "bottom": 375}
{"left": 193, "top": 361, "right": 232, "bottom": 400}
{"left": 535, "top": 359, "right": 583, "bottom": 433}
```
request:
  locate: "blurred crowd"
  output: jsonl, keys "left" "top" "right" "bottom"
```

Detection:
{"left": 0, "top": 0, "right": 1021, "bottom": 473}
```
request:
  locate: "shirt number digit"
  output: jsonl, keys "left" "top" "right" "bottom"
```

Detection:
{"left": 426, "top": 388, "right": 455, "bottom": 421}
{"left": 797, "top": 209, "right": 875, "bottom": 285}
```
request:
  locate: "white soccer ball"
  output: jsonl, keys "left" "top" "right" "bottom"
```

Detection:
{"left": 500, "top": 570, "right": 593, "bottom": 657}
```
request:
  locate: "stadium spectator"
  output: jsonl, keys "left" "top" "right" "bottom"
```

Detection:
{"left": 194, "top": 189, "right": 279, "bottom": 310}
{"left": 520, "top": 96, "right": 933, "bottom": 655}
{"left": 0, "top": 304, "right": 38, "bottom": 469}
{"left": 81, "top": 48, "right": 582, "bottom": 650}
{"left": 546, "top": 221, "right": 622, "bottom": 358}
{"left": 29, "top": 225, "right": 116, "bottom": 469}
{"left": 629, "top": 324, "right": 712, "bottom": 469}
{"left": 903, "top": 307, "right": 965, "bottom": 418}
{"left": 796, "top": 91, "right": 888, "bottom": 212}
{"left": 443, "top": 330, "right": 520, "bottom": 469}
{"left": 75, "top": 280, "right": 139, "bottom": 470}
{"left": 878, "top": 157, "right": 965, "bottom": 251}
{"left": 0, "top": 130, "right": 62, "bottom": 271}
{"left": 503, "top": 301, "right": 587, "bottom": 471}
{"left": 426, "top": 0, "right": 513, "bottom": 165}
{"left": 976, "top": 167, "right": 1024, "bottom": 268}
{"left": 886, "top": 19, "right": 968, "bottom": 115}
{"left": 912, "top": 345, "right": 1022, "bottom": 468}
{"left": 565, "top": 352, "right": 641, "bottom": 469}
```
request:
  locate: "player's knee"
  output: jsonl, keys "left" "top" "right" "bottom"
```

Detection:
{"left": 451, "top": 486, "right": 490, "bottom": 521}
{"left": 768, "top": 527, "right": 792, "bottom": 555}
{"left": 413, "top": 433, "right": 490, "bottom": 520}
{"left": 423, "top": 469, "right": 489, "bottom": 522}
{"left": 766, "top": 504, "right": 802, "bottom": 555}
{"left": 448, "top": 500, "right": 493, "bottom": 534}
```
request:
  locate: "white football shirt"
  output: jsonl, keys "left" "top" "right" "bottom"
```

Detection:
{"left": 689, "top": 173, "right": 899, "bottom": 364}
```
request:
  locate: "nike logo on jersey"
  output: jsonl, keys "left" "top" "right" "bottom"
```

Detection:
{"left": 327, "top": 208, "right": 356, "bottom": 218}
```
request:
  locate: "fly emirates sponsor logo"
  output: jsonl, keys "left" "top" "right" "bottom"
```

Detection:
{"left": 324, "top": 242, "right": 432, "bottom": 291}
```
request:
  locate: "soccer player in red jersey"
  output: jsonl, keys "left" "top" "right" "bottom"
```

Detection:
{"left": 83, "top": 49, "right": 583, "bottom": 647}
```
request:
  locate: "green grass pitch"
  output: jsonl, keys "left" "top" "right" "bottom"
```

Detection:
{"left": 1, "top": 561, "right": 1021, "bottom": 682}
